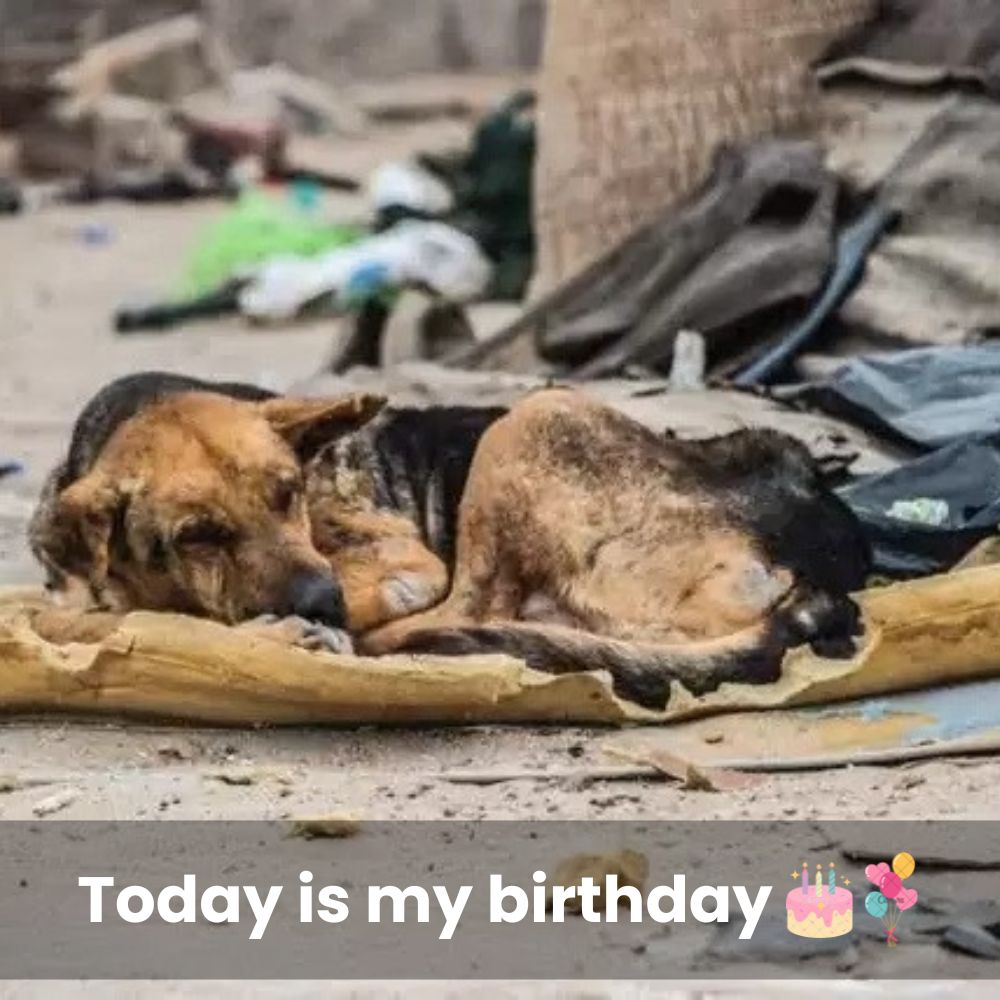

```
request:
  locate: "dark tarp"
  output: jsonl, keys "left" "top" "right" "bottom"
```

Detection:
{"left": 840, "top": 434, "right": 1000, "bottom": 578}
{"left": 794, "top": 345, "right": 1000, "bottom": 576}
{"left": 796, "top": 344, "right": 1000, "bottom": 451}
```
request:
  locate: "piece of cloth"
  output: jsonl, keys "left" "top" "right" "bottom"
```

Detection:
{"left": 797, "top": 344, "right": 1000, "bottom": 451}
{"left": 830, "top": 96, "right": 1000, "bottom": 348}
{"left": 816, "top": 0, "right": 1000, "bottom": 348}
{"left": 733, "top": 201, "right": 897, "bottom": 386}
{"left": 453, "top": 139, "right": 842, "bottom": 377}
{"left": 820, "top": 0, "right": 1000, "bottom": 93}
{"left": 386, "top": 91, "right": 537, "bottom": 302}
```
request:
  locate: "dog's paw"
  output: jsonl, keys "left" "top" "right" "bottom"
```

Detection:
{"left": 786, "top": 593, "right": 864, "bottom": 660}
{"left": 241, "top": 615, "right": 354, "bottom": 655}
{"left": 380, "top": 573, "right": 442, "bottom": 617}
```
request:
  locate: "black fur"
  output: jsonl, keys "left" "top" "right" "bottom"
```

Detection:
{"left": 335, "top": 407, "right": 506, "bottom": 566}
{"left": 394, "top": 589, "right": 863, "bottom": 711}
{"left": 670, "top": 430, "right": 871, "bottom": 599}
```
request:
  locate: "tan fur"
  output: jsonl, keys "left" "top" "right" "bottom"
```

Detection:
{"left": 362, "top": 390, "right": 796, "bottom": 653}
{"left": 33, "top": 391, "right": 385, "bottom": 625}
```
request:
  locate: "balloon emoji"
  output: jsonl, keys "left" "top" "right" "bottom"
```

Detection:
{"left": 865, "top": 862, "right": 890, "bottom": 885}
{"left": 893, "top": 852, "right": 916, "bottom": 880}
{"left": 865, "top": 891, "right": 889, "bottom": 919}
{"left": 896, "top": 886, "right": 919, "bottom": 911}
{"left": 879, "top": 872, "right": 903, "bottom": 900}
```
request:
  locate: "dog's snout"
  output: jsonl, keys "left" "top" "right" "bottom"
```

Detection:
{"left": 287, "top": 571, "right": 346, "bottom": 627}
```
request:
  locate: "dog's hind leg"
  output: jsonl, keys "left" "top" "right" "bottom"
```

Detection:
{"left": 369, "top": 618, "right": 787, "bottom": 709}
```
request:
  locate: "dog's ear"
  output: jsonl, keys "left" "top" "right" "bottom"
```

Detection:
{"left": 31, "top": 472, "right": 120, "bottom": 595}
{"left": 259, "top": 394, "right": 387, "bottom": 460}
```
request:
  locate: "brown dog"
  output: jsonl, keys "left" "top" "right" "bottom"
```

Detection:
{"left": 31, "top": 373, "right": 869, "bottom": 707}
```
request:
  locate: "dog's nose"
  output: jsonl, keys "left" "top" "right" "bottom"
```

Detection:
{"left": 287, "top": 571, "right": 346, "bottom": 627}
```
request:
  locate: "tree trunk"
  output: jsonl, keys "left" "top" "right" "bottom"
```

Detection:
{"left": 531, "top": 0, "right": 876, "bottom": 294}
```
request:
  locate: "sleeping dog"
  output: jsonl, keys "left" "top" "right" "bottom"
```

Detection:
{"left": 29, "top": 373, "right": 870, "bottom": 707}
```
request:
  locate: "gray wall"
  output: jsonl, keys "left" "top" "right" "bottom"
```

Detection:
{"left": 0, "top": 0, "right": 546, "bottom": 79}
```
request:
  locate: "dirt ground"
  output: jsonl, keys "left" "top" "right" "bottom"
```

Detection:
{"left": 0, "top": 118, "right": 998, "bottom": 1000}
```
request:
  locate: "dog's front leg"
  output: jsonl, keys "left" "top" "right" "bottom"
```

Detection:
{"left": 238, "top": 615, "right": 354, "bottom": 655}
{"left": 331, "top": 541, "right": 450, "bottom": 633}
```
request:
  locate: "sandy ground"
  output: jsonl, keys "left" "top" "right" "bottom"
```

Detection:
{"left": 0, "top": 132, "right": 997, "bottom": 998}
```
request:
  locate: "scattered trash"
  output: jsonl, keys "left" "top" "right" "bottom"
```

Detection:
{"left": 31, "top": 789, "right": 77, "bottom": 817}
{"left": 50, "top": 15, "right": 228, "bottom": 108}
{"left": 796, "top": 345, "right": 1000, "bottom": 453}
{"left": 239, "top": 221, "right": 492, "bottom": 322}
{"left": 78, "top": 223, "right": 113, "bottom": 246}
{"left": 732, "top": 202, "right": 897, "bottom": 387}
{"left": 887, "top": 498, "right": 950, "bottom": 528}
{"left": 439, "top": 766, "right": 661, "bottom": 786}
{"left": 668, "top": 331, "right": 706, "bottom": 392}
{"left": 58, "top": 164, "right": 225, "bottom": 205}
{"left": 288, "top": 815, "right": 362, "bottom": 840}
{"left": 184, "top": 190, "right": 362, "bottom": 297}
{"left": 115, "top": 278, "right": 246, "bottom": 334}
{"left": 369, "top": 160, "right": 454, "bottom": 217}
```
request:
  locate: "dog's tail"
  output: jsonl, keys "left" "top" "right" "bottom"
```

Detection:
{"left": 392, "top": 620, "right": 793, "bottom": 710}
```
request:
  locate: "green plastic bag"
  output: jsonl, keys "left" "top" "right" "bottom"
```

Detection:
{"left": 184, "top": 190, "right": 362, "bottom": 296}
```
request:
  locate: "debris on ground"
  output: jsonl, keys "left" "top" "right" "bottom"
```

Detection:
{"left": 0, "top": 178, "right": 23, "bottom": 215}
{"left": 239, "top": 220, "right": 492, "bottom": 322}
{"left": 225, "top": 64, "right": 367, "bottom": 137}
{"left": 31, "top": 789, "right": 77, "bottom": 817}
{"left": 208, "top": 771, "right": 258, "bottom": 787}
{"left": 606, "top": 748, "right": 764, "bottom": 793}
{"left": 288, "top": 815, "right": 362, "bottom": 840}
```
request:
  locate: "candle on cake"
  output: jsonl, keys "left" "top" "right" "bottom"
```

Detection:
{"left": 815, "top": 864, "right": 823, "bottom": 896}
{"left": 802, "top": 862, "right": 808, "bottom": 896}
{"left": 828, "top": 862, "right": 836, "bottom": 895}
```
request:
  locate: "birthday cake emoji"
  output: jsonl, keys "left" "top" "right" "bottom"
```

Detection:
{"left": 786, "top": 862, "right": 854, "bottom": 939}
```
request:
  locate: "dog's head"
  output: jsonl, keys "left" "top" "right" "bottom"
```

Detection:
{"left": 33, "top": 391, "right": 386, "bottom": 626}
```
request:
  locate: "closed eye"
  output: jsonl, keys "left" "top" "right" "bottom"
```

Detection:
{"left": 174, "top": 519, "right": 237, "bottom": 548}
{"left": 271, "top": 477, "right": 303, "bottom": 516}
